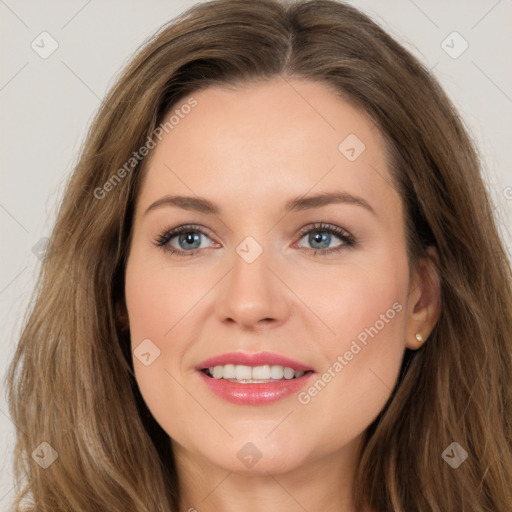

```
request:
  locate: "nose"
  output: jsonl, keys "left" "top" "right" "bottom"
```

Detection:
{"left": 215, "top": 245, "right": 291, "bottom": 332}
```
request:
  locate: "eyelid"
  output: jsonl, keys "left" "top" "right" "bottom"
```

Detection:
{"left": 154, "top": 223, "right": 215, "bottom": 248}
{"left": 296, "top": 222, "right": 352, "bottom": 240}
{"left": 154, "top": 221, "right": 356, "bottom": 256}
{"left": 293, "top": 222, "right": 356, "bottom": 253}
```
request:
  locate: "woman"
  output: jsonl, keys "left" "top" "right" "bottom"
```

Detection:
{"left": 7, "top": 0, "right": 512, "bottom": 511}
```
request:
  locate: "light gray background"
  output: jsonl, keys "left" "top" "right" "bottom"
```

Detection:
{"left": 1, "top": 0, "right": 511, "bottom": 506}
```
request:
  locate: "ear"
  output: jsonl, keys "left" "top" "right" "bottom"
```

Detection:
{"left": 405, "top": 246, "right": 441, "bottom": 350}
{"left": 115, "top": 298, "right": 130, "bottom": 332}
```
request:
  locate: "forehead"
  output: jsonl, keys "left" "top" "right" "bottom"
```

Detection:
{"left": 137, "top": 78, "right": 399, "bottom": 220}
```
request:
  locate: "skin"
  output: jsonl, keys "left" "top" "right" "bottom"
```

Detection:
{"left": 123, "top": 77, "right": 440, "bottom": 512}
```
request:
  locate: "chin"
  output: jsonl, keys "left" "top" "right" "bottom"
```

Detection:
{"left": 196, "top": 434, "right": 312, "bottom": 475}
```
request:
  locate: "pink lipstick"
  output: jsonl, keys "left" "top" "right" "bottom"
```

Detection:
{"left": 195, "top": 351, "right": 315, "bottom": 405}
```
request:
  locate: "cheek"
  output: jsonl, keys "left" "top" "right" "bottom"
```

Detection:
{"left": 295, "top": 264, "right": 408, "bottom": 444}
{"left": 123, "top": 249, "right": 188, "bottom": 423}
{"left": 124, "top": 244, "right": 203, "bottom": 344}
{"left": 124, "top": 245, "right": 227, "bottom": 444}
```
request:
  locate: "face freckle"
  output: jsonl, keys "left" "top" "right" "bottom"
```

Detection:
{"left": 124, "top": 77, "right": 413, "bottom": 479}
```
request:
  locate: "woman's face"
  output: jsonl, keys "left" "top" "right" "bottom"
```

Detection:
{"left": 124, "top": 78, "right": 426, "bottom": 475}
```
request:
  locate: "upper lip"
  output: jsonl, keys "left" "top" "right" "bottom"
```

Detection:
{"left": 195, "top": 351, "right": 314, "bottom": 372}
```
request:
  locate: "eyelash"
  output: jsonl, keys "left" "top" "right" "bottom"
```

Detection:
{"left": 153, "top": 222, "right": 356, "bottom": 257}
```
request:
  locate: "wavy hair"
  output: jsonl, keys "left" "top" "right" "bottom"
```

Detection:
{"left": 7, "top": 0, "right": 512, "bottom": 510}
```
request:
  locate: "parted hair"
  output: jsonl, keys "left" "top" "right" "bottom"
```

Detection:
{"left": 7, "top": 1, "right": 512, "bottom": 511}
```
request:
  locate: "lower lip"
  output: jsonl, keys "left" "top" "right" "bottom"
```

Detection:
{"left": 197, "top": 370, "right": 315, "bottom": 405}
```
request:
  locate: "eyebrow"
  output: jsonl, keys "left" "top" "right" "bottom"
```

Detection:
{"left": 143, "top": 191, "right": 376, "bottom": 217}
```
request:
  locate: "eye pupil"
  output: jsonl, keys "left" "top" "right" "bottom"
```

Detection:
{"left": 180, "top": 232, "right": 201, "bottom": 249}
{"left": 311, "top": 231, "right": 330, "bottom": 249}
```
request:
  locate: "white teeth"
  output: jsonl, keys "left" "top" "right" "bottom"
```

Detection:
{"left": 284, "top": 367, "right": 296, "bottom": 379}
{"left": 222, "top": 364, "right": 236, "bottom": 379}
{"left": 207, "top": 364, "right": 308, "bottom": 381}
{"left": 270, "top": 365, "right": 284, "bottom": 379}
{"left": 234, "top": 365, "right": 252, "bottom": 380}
{"left": 252, "top": 364, "right": 270, "bottom": 379}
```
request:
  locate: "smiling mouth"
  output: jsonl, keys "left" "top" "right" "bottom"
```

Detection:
{"left": 201, "top": 364, "right": 314, "bottom": 383}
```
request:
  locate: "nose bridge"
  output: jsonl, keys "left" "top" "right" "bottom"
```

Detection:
{"left": 216, "top": 234, "right": 290, "bottom": 328}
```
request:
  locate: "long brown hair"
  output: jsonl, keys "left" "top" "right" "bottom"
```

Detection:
{"left": 7, "top": 1, "right": 512, "bottom": 510}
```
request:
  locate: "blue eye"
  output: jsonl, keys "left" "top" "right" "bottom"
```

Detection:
{"left": 295, "top": 222, "right": 356, "bottom": 255}
{"left": 154, "top": 222, "right": 356, "bottom": 257}
{"left": 154, "top": 224, "right": 212, "bottom": 256}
